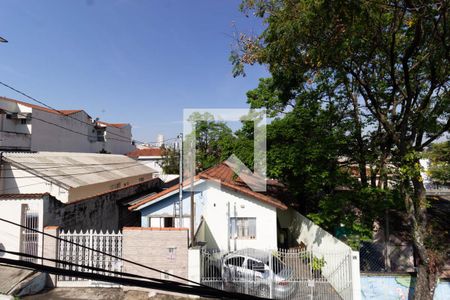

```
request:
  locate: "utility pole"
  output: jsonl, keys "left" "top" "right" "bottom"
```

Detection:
{"left": 174, "top": 133, "right": 183, "bottom": 228}
{"left": 190, "top": 138, "right": 195, "bottom": 246}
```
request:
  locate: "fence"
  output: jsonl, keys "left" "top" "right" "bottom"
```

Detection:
{"left": 20, "top": 206, "right": 39, "bottom": 263}
{"left": 200, "top": 248, "right": 354, "bottom": 300}
{"left": 57, "top": 229, "right": 123, "bottom": 287}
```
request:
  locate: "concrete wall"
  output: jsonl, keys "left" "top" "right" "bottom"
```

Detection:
{"left": 361, "top": 274, "right": 450, "bottom": 300}
{"left": 278, "top": 208, "right": 351, "bottom": 252}
{"left": 0, "top": 197, "right": 44, "bottom": 260}
{"left": 44, "top": 180, "right": 158, "bottom": 231}
{"left": 31, "top": 109, "right": 94, "bottom": 153}
{"left": 122, "top": 227, "right": 189, "bottom": 283}
{"left": 1, "top": 164, "right": 69, "bottom": 200}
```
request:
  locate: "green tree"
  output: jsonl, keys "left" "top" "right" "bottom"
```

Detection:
{"left": 233, "top": 1, "right": 450, "bottom": 297}
{"left": 425, "top": 141, "right": 450, "bottom": 185}
{"left": 186, "top": 112, "right": 237, "bottom": 172}
{"left": 160, "top": 146, "right": 179, "bottom": 174}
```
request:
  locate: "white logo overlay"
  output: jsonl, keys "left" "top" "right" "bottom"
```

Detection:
{"left": 182, "top": 108, "right": 267, "bottom": 192}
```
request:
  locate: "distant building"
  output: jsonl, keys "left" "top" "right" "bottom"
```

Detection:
{"left": 127, "top": 147, "right": 179, "bottom": 184}
{"left": 0, "top": 96, "right": 136, "bottom": 154}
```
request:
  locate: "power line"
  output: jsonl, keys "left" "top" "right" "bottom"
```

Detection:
{"left": 0, "top": 161, "right": 141, "bottom": 171}
{"left": 0, "top": 218, "right": 208, "bottom": 290}
{"left": 0, "top": 249, "right": 197, "bottom": 289}
{"left": 0, "top": 82, "right": 179, "bottom": 145}
{"left": 0, "top": 161, "right": 153, "bottom": 179}
{"left": 0, "top": 257, "right": 260, "bottom": 299}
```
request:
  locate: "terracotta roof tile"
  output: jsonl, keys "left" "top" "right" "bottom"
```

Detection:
{"left": 127, "top": 148, "right": 163, "bottom": 158}
{"left": 129, "top": 163, "right": 288, "bottom": 211}
{"left": 0, "top": 96, "right": 83, "bottom": 116}
{"left": 97, "top": 121, "right": 129, "bottom": 128}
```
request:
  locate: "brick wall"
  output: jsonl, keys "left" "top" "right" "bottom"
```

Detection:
{"left": 122, "top": 227, "right": 189, "bottom": 282}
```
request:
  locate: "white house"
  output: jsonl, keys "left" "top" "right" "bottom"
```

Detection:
{"left": 128, "top": 163, "right": 288, "bottom": 251}
{"left": 0, "top": 151, "right": 160, "bottom": 262}
{"left": 127, "top": 147, "right": 179, "bottom": 184}
{"left": 0, "top": 96, "right": 136, "bottom": 154}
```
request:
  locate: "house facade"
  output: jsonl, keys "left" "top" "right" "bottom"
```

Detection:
{"left": 0, "top": 152, "right": 160, "bottom": 261}
{"left": 129, "top": 163, "right": 288, "bottom": 251}
{"left": 0, "top": 96, "right": 135, "bottom": 154}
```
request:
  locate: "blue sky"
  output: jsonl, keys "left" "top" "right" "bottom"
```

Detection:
{"left": 0, "top": 0, "right": 268, "bottom": 143}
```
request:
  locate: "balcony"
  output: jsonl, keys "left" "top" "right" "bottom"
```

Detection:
{"left": 0, "top": 131, "right": 31, "bottom": 151}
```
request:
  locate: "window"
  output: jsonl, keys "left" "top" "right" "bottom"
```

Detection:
{"left": 230, "top": 217, "right": 256, "bottom": 239}
{"left": 163, "top": 217, "right": 174, "bottom": 228}
{"left": 21, "top": 119, "right": 28, "bottom": 125}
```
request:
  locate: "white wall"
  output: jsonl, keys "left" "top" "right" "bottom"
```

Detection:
{"left": 102, "top": 125, "right": 135, "bottom": 154}
{"left": 0, "top": 198, "right": 44, "bottom": 260}
{"left": 31, "top": 109, "right": 93, "bottom": 153}
{"left": 200, "top": 182, "right": 278, "bottom": 251}
{"left": 1, "top": 164, "right": 69, "bottom": 202}
{"left": 138, "top": 158, "right": 163, "bottom": 174}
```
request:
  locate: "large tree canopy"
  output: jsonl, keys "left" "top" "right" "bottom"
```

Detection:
{"left": 232, "top": 1, "right": 449, "bottom": 298}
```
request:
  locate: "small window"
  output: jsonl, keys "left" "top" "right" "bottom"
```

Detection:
{"left": 21, "top": 119, "right": 28, "bottom": 125}
{"left": 163, "top": 217, "right": 174, "bottom": 228}
{"left": 139, "top": 177, "right": 145, "bottom": 182}
{"left": 6, "top": 114, "right": 11, "bottom": 119}
{"left": 230, "top": 217, "right": 256, "bottom": 239}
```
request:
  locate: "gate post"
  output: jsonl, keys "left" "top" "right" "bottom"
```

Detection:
{"left": 350, "top": 251, "right": 361, "bottom": 300}
{"left": 188, "top": 247, "right": 201, "bottom": 284}
{"left": 43, "top": 226, "right": 59, "bottom": 287}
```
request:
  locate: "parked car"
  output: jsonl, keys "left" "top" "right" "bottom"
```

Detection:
{"left": 221, "top": 249, "right": 296, "bottom": 299}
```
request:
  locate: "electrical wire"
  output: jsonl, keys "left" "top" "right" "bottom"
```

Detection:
{"left": 0, "top": 218, "right": 213, "bottom": 290}
{"left": 0, "top": 257, "right": 261, "bottom": 299}
{"left": 0, "top": 81, "right": 179, "bottom": 145}
{"left": 1, "top": 249, "right": 198, "bottom": 289}
{"left": 0, "top": 161, "right": 151, "bottom": 179}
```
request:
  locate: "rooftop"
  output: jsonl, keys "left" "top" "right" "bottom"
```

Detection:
{"left": 127, "top": 148, "right": 163, "bottom": 158}
{"left": 129, "top": 163, "right": 288, "bottom": 211}
{"left": 3, "top": 152, "right": 156, "bottom": 189}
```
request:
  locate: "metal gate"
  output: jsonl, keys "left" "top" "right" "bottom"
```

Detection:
{"left": 57, "top": 229, "right": 123, "bottom": 287}
{"left": 20, "top": 206, "right": 39, "bottom": 263}
{"left": 201, "top": 248, "right": 353, "bottom": 300}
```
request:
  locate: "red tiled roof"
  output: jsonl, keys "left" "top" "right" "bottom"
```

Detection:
{"left": 129, "top": 163, "right": 288, "bottom": 211}
{"left": 97, "top": 121, "right": 129, "bottom": 128}
{"left": 0, "top": 193, "right": 48, "bottom": 200}
{"left": 0, "top": 96, "right": 83, "bottom": 116}
{"left": 127, "top": 148, "right": 163, "bottom": 158}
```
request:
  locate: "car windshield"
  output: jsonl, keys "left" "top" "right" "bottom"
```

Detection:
{"left": 260, "top": 256, "right": 285, "bottom": 274}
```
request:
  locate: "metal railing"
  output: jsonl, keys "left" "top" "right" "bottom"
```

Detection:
{"left": 57, "top": 229, "right": 122, "bottom": 286}
{"left": 200, "top": 248, "right": 353, "bottom": 299}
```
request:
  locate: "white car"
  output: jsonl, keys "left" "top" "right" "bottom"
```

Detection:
{"left": 221, "top": 249, "right": 296, "bottom": 299}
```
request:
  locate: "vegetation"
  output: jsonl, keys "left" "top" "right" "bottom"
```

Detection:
{"left": 230, "top": 1, "right": 450, "bottom": 298}
{"left": 425, "top": 141, "right": 450, "bottom": 185}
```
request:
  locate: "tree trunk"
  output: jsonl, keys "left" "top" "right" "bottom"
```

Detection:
{"left": 410, "top": 174, "right": 438, "bottom": 300}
